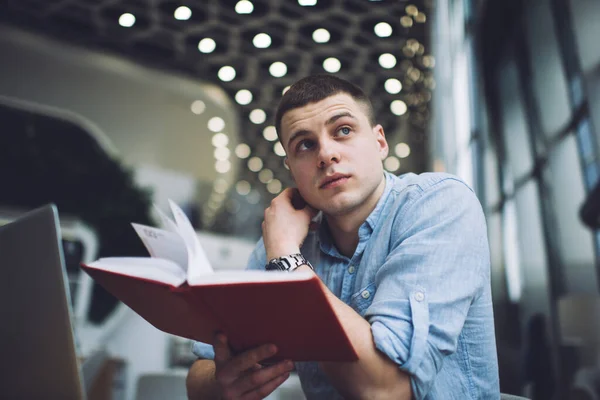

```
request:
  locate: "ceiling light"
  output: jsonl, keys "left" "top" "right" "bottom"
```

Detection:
{"left": 323, "top": 57, "right": 341, "bottom": 73}
{"left": 235, "top": 89, "right": 253, "bottom": 105}
{"left": 212, "top": 132, "right": 229, "bottom": 147}
{"left": 247, "top": 190, "right": 260, "bottom": 204}
{"left": 406, "top": 4, "right": 419, "bottom": 16}
{"left": 190, "top": 100, "right": 206, "bottom": 114}
{"left": 258, "top": 169, "right": 274, "bottom": 183}
{"left": 119, "top": 13, "right": 136, "bottom": 27}
{"left": 400, "top": 16, "right": 413, "bottom": 28}
{"left": 395, "top": 142, "right": 411, "bottom": 158}
{"left": 208, "top": 117, "right": 225, "bottom": 132}
{"left": 253, "top": 33, "right": 271, "bottom": 49}
{"left": 384, "top": 156, "right": 400, "bottom": 172}
{"left": 248, "top": 156, "right": 263, "bottom": 172}
{"left": 249, "top": 109, "right": 267, "bottom": 124}
{"left": 267, "top": 179, "right": 282, "bottom": 194}
{"left": 384, "top": 78, "right": 402, "bottom": 94}
{"left": 298, "top": 0, "right": 317, "bottom": 6}
{"left": 312, "top": 28, "right": 330, "bottom": 43}
{"left": 235, "top": 180, "right": 251, "bottom": 195}
{"left": 273, "top": 141, "right": 286, "bottom": 156}
{"left": 235, "top": 143, "right": 251, "bottom": 158}
{"left": 390, "top": 100, "right": 408, "bottom": 116}
{"left": 379, "top": 53, "right": 397, "bottom": 69}
{"left": 214, "top": 147, "right": 231, "bottom": 161}
{"left": 269, "top": 61, "right": 287, "bottom": 78}
{"left": 198, "top": 38, "right": 216, "bottom": 53}
{"left": 218, "top": 66, "right": 236, "bottom": 82}
{"left": 422, "top": 55, "right": 436, "bottom": 68}
{"left": 235, "top": 0, "right": 254, "bottom": 14}
{"left": 415, "top": 12, "right": 427, "bottom": 23}
{"left": 374, "top": 22, "right": 393, "bottom": 37}
{"left": 213, "top": 178, "right": 229, "bottom": 194}
{"left": 263, "top": 126, "right": 278, "bottom": 141}
{"left": 215, "top": 159, "right": 231, "bottom": 173}
{"left": 174, "top": 6, "right": 192, "bottom": 20}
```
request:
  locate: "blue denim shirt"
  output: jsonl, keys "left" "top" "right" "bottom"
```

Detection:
{"left": 193, "top": 172, "right": 500, "bottom": 399}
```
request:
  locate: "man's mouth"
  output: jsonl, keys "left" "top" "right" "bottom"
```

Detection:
{"left": 320, "top": 174, "right": 350, "bottom": 189}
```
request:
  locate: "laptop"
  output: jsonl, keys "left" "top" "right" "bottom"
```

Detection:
{"left": 0, "top": 204, "right": 85, "bottom": 399}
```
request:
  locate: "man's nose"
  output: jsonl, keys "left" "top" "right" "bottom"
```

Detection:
{"left": 317, "top": 139, "right": 341, "bottom": 168}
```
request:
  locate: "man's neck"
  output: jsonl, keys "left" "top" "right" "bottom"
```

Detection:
{"left": 324, "top": 175, "right": 386, "bottom": 258}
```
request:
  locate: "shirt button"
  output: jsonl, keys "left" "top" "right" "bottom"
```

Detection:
{"left": 348, "top": 265, "right": 355, "bottom": 274}
{"left": 414, "top": 291, "right": 425, "bottom": 302}
{"left": 361, "top": 290, "right": 370, "bottom": 299}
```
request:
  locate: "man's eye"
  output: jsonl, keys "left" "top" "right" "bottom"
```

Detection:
{"left": 337, "top": 127, "right": 351, "bottom": 136}
{"left": 298, "top": 140, "right": 315, "bottom": 151}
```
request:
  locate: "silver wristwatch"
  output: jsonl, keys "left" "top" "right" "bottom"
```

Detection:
{"left": 265, "top": 253, "right": 313, "bottom": 272}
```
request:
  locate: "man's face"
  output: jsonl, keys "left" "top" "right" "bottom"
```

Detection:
{"left": 280, "top": 93, "right": 389, "bottom": 217}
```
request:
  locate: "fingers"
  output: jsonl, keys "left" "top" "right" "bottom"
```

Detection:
{"left": 235, "top": 360, "right": 294, "bottom": 399}
{"left": 213, "top": 333, "right": 233, "bottom": 366}
{"left": 214, "top": 337, "right": 279, "bottom": 387}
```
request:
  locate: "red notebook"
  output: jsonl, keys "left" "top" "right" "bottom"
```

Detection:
{"left": 80, "top": 201, "right": 357, "bottom": 362}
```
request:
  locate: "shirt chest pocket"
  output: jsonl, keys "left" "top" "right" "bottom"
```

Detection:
{"left": 349, "top": 282, "right": 376, "bottom": 316}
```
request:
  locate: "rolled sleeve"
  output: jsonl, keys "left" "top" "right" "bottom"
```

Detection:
{"left": 192, "top": 341, "right": 215, "bottom": 360}
{"left": 365, "top": 178, "right": 489, "bottom": 399}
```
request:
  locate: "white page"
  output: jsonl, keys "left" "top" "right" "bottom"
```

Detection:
{"left": 131, "top": 223, "right": 188, "bottom": 271}
{"left": 168, "top": 199, "right": 214, "bottom": 280}
{"left": 89, "top": 257, "right": 187, "bottom": 286}
{"left": 187, "top": 269, "right": 314, "bottom": 286}
{"left": 153, "top": 203, "right": 179, "bottom": 234}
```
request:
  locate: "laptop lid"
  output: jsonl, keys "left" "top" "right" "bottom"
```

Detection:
{"left": 0, "top": 204, "right": 85, "bottom": 399}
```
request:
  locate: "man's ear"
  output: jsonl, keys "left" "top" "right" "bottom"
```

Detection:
{"left": 285, "top": 157, "right": 296, "bottom": 182}
{"left": 373, "top": 124, "right": 389, "bottom": 160}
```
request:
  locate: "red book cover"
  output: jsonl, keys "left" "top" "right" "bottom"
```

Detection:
{"left": 81, "top": 264, "right": 358, "bottom": 362}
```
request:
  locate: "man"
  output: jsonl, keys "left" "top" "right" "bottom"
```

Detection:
{"left": 186, "top": 75, "right": 500, "bottom": 399}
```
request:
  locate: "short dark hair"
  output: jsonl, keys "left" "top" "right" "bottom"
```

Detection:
{"left": 275, "top": 74, "right": 375, "bottom": 139}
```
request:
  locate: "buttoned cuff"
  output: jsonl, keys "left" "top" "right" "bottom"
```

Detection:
{"left": 191, "top": 341, "right": 215, "bottom": 360}
{"left": 368, "top": 288, "right": 438, "bottom": 400}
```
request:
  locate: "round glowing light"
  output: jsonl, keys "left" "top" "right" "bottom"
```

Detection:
{"left": 323, "top": 57, "right": 341, "bottom": 73}
{"left": 198, "top": 38, "right": 216, "bottom": 53}
{"left": 406, "top": 4, "right": 419, "bottom": 16}
{"left": 267, "top": 179, "right": 282, "bottom": 194}
{"left": 218, "top": 66, "right": 236, "bottom": 82}
{"left": 235, "top": 143, "right": 251, "bottom": 158}
{"left": 374, "top": 22, "right": 393, "bottom": 37}
{"left": 226, "top": 199, "right": 241, "bottom": 213}
{"left": 282, "top": 86, "right": 291, "bottom": 95}
{"left": 384, "top": 156, "right": 401, "bottom": 172}
{"left": 174, "top": 6, "right": 192, "bottom": 20}
{"left": 298, "top": 0, "right": 317, "bottom": 6}
{"left": 253, "top": 33, "right": 271, "bottom": 49}
{"left": 263, "top": 126, "right": 278, "bottom": 141}
{"left": 384, "top": 78, "right": 403, "bottom": 94}
{"left": 247, "top": 190, "right": 260, "bottom": 204}
{"left": 212, "top": 132, "right": 229, "bottom": 147}
{"left": 213, "top": 178, "right": 229, "bottom": 194}
{"left": 249, "top": 109, "right": 267, "bottom": 124}
{"left": 415, "top": 12, "right": 427, "bottom": 23}
{"left": 247, "top": 156, "right": 263, "bottom": 172}
{"left": 395, "top": 142, "right": 411, "bottom": 158}
{"left": 214, "top": 147, "right": 231, "bottom": 161}
{"left": 258, "top": 168, "right": 274, "bottom": 183}
{"left": 208, "top": 117, "right": 225, "bottom": 132}
{"left": 215, "top": 159, "right": 231, "bottom": 173}
{"left": 235, "top": 0, "right": 254, "bottom": 14}
{"left": 390, "top": 100, "right": 408, "bottom": 116}
{"left": 269, "top": 61, "right": 287, "bottom": 78}
{"left": 273, "top": 141, "right": 286, "bottom": 157}
{"left": 422, "top": 55, "right": 436, "bottom": 68}
{"left": 379, "top": 53, "right": 397, "bottom": 69}
{"left": 400, "top": 16, "right": 414, "bottom": 28}
{"left": 235, "top": 180, "right": 251, "bottom": 195}
{"left": 119, "top": 13, "right": 136, "bottom": 27}
{"left": 312, "top": 28, "right": 330, "bottom": 43}
{"left": 190, "top": 100, "right": 206, "bottom": 114}
{"left": 235, "top": 89, "right": 253, "bottom": 105}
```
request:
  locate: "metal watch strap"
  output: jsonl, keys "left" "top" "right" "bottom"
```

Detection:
{"left": 265, "top": 253, "right": 313, "bottom": 272}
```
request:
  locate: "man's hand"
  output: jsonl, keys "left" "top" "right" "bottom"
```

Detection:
{"left": 262, "top": 188, "right": 318, "bottom": 260}
{"left": 213, "top": 334, "right": 294, "bottom": 400}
